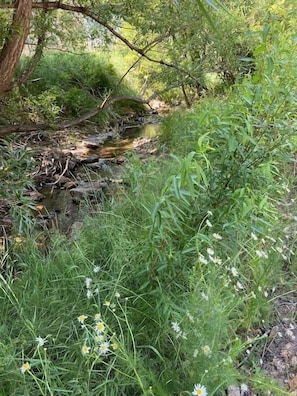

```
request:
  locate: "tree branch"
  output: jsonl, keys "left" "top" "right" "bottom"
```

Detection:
{"left": 0, "top": 95, "right": 149, "bottom": 137}
{"left": 0, "top": 1, "right": 202, "bottom": 83}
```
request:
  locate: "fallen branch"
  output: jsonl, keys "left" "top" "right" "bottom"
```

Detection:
{"left": 0, "top": 95, "right": 149, "bottom": 137}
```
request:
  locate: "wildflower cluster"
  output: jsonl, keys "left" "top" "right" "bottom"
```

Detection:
{"left": 198, "top": 212, "right": 224, "bottom": 267}
{"left": 77, "top": 304, "right": 119, "bottom": 358}
{"left": 197, "top": 214, "right": 295, "bottom": 301}
{"left": 171, "top": 313, "right": 212, "bottom": 394}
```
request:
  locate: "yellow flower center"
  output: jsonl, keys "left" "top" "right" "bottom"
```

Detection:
{"left": 96, "top": 322, "right": 105, "bottom": 332}
{"left": 78, "top": 315, "right": 87, "bottom": 323}
{"left": 82, "top": 345, "right": 90, "bottom": 354}
{"left": 22, "top": 363, "right": 30, "bottom": 372}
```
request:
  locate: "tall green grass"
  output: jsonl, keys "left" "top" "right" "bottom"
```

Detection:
{"left": 1, "top": 8, "right": 297, "bottom": 396}
{"left": 17, "top": 51, "right": 144, "bottom": 125}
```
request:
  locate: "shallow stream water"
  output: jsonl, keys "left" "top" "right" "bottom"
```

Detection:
{"left": 35, "top": 122, "right": 160, "bottom": 232}
{"left": 97, "top": 123, "right": 160, "bottom": 158}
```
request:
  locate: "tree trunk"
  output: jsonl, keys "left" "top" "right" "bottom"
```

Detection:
{"left": 0, "top": 0, "right": 32, "bottom": 96}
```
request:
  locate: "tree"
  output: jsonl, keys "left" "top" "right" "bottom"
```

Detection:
{"left": 0, "top": 1, "right": 254, "bottom": 135}
{"left": 0, "top": 0, "right": 31, "bottom": 94}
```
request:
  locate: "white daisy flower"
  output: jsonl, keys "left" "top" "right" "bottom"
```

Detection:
{"left": 99, "top": 342, "right": 110, "bottom": 354}
{"left": 201, "top": 345, "right": 211, "bottom": 357}
{"left": 198, "top": 254, "right": 208, "bottom": 265}
{"left": 95, "top": 322, "right": 105, "bottom": 334}
{"left": 171, "top": 322, "right": 181, "bottom": 333}
{"left": 206, "top": 220, "right": 212, "bottom": 228}
{"left": 85, "top": 277, "right": 92, "bottom": 288}
{"left": 35, "top": 336, "right": 47, "bottom": 347}
{"left": 192, "top": 383, "right": 207, "bottom": 395}
{"left": 201, "top": 292, "right": 209, "bottom": 301}
{"left": 20, "top": 362, "right": 31, "bottom": 374}
{"left": 78, "top": 315, "right": 88, "bottom": 324}
{"left": 82, "top": 345, "right": 91, "bottom": 355}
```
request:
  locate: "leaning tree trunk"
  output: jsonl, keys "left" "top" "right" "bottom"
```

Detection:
{"left": 0, "top": 0, "right": 32, "bottom": 96}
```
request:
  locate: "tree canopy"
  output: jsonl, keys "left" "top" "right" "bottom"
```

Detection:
{"left": 0, "top": 0, "right": 256, "bottom": 134}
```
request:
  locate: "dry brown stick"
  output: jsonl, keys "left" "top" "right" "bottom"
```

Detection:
{"left": 52, "top": 157, "right": 70, "bottom": 185}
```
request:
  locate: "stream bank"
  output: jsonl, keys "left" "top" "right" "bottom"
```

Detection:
{"left": 26, "top": 119, "right": 161, "bottom": 234}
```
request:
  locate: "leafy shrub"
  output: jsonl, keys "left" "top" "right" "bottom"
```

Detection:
{"left": 23, "top": 88, "right": 62, "bottom": 124}
{"left": 18, "top": 51, "right": 142, "bottom": 124}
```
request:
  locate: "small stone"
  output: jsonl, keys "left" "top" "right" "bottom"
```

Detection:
{"left": 227, "top": 386, "right": 241, "bottom": 396}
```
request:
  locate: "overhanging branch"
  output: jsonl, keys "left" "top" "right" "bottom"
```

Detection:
{"left": 0, "top": 1, "right": 201, "bottom": 83}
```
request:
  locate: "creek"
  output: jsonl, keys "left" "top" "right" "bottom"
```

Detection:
{"left": 34, "top": 122, "right": 160, "bottom": 233}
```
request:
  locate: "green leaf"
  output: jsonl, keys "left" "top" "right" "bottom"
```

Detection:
{"left": 265, "top": 55, "right": 274, "bottom": 76}
{"left": 254, "top": 44, "right": 266, "bottom": 56}
{"left": 195, "top": 0, "right": 217, "bottom": 33}
{"left": 262, "top": 25, "right": 271, "bottom": 41}
{"left": 197, "top": 132, "right": 210, "bottom": 148}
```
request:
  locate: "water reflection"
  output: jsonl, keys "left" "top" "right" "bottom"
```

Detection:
{"left": 35, "top": 122, "right": 160, "bottom": 230}
{"left": 98, "top": 123, "right": 160, "bottom": 158}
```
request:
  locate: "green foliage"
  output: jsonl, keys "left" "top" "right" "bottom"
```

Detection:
{"left": 21, "top": 52, "right": 118, "bottom": 96}
{"left": 0, "top": 9, "right": 11, "bottom": 46}
{"left": 0, "top": 138, "right": 36, "bottom": 233}
{"left": 23, "top": 88, "right": 62, "bottom": 124}
{"left": 0, "top": 3, "right": 296, "bottom": 395}
{"left": 18, "top": 51, "right": 139, "bottom": 124}
{"left": 0, "top": 90, "right": 31, "bottom": 126}
{"left": 116, "top": 0, "right": 258, "bottom": 104}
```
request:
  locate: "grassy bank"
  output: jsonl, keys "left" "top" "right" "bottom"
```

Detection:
{"left": 1, "top": 9, "right": 297, "bottom": 396}
{"left": 0, "top": 51, "right": 144, "bottom": 127}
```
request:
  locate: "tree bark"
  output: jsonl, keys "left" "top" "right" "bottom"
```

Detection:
{"left": 0, "top": 0, "right": 32, "bottom": 96}
{"left": 12, "top": 22, "right": 47, "bottom": 89}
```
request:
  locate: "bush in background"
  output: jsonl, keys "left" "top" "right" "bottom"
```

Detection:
{"left": 1, "top": 51, "right": 144, "bottom": 127}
